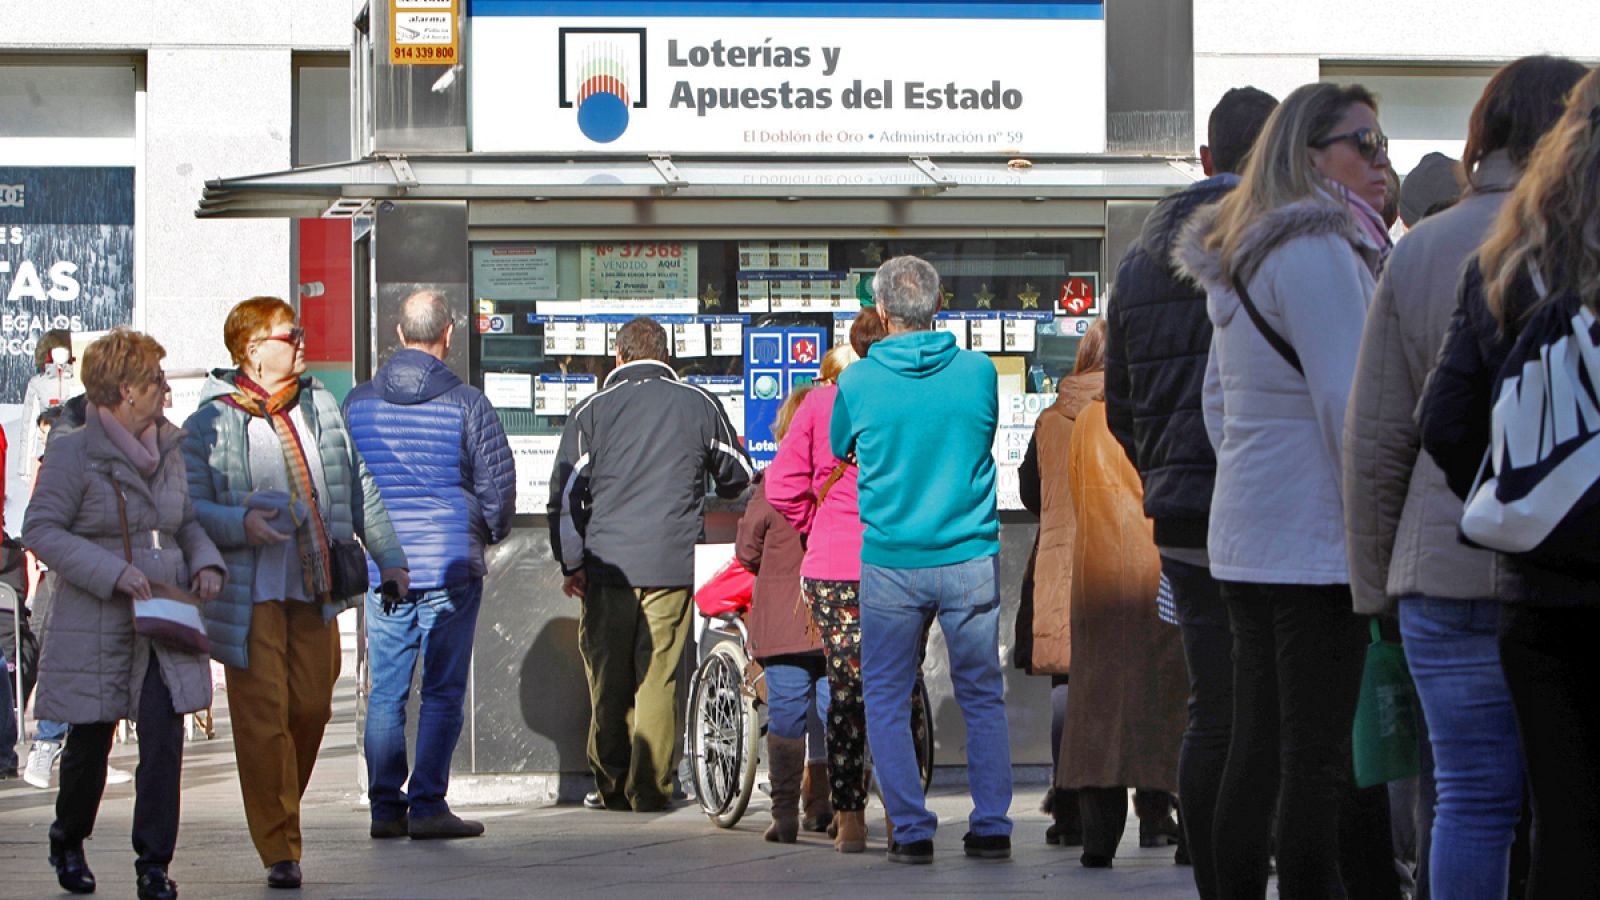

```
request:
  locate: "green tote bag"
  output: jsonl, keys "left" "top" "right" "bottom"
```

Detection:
{"left": 1352, "top": 618, "right": 1421, "bottom": 788}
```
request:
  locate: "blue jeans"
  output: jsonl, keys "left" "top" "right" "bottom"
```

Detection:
{"left": 761, "top": 653, "right": 829, "bottom": 742}
{"left": 36, "top": 719, "right": 69, "bottom": 742}
{"left": 1400, "top": 596, "right": 1524, "bottom": 900}
{"left": 365, "top": 579, "right": 483, "bottom": 822}
{"left": 861, "top": 555, "right": 1012, "bottom": 844}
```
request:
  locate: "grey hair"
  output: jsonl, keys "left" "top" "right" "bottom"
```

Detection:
{"left": 872, "top": 256, "right": 941, "bottom": 330}
{"left": 399, "top": 290, "right": 454, "bottom": 344}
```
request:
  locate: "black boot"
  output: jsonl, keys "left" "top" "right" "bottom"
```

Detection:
{"left": 137, "top": 867, "right": 178, "bottom": 900}
{"left": 1136, "top": 790, "right": 1180, "bottom": 848}
{"left": 1046, "top": 787, "right": 1082, "bottom": 847}
{"left": 49, "top": 841, "right": 96, "bottom": 895}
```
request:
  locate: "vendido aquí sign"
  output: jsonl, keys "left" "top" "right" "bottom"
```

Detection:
{"left": 469, "top": 0, "right": 1105, "bottom": 154}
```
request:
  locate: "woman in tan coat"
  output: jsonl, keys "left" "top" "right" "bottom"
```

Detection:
{"left": 1018, "top": 320, "right": 1107, "bottom": 847}
{"left": 1057, "top": 369, "right": 1188, "bottom": 869}
{"left": 24, "top": 329, "right": 225, "bottom": 900}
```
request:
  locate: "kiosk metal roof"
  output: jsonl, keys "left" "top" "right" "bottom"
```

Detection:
{"left": 196, "top": 153, "right": 1201, "bottom": 219}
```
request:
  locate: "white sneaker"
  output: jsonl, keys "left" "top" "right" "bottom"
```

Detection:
{"left": 105, "top": 765, "right": 134, "bottom": 785}
{"left": 23, "top": 740, "right": 61, "bottom": 789}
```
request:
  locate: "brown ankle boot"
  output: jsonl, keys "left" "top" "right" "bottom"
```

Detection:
{"left": 764, "top": 736, "right": 806, "bottom": 844}
{"left": 801, "top": 762, "right": 834, "bottom": 833}
{"left": 834, "top": 810, "right": 867, "bottom": 853}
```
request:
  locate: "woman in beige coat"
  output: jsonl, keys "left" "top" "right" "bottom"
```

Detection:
{"left": 24, "top": 328, "right": 225, "bottom": 900}
{"left": 1344, "top": 56, "right": 1584, "bottom": 899}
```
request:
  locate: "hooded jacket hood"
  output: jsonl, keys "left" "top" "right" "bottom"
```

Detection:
{"left": 197, "top": 368, "right": 242, "bottom": 405}
{"left": 866, "top": 329, "right": 960, "bottom": 379}
{"left": 375, "top": 348, "right": 462, "bottom": 405}
{"left": 1056, "top": 369, "right": 1105, "bottom": 413}
{"left": 1173, "top": 197, "right": 1375, "bottom": 330}
{"left": 1138, "top": 173, "right": 1239, "bottom": 269}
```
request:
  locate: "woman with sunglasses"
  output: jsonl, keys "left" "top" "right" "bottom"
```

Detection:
{"left": 24, "top": 328, "right": 225, "bottom": 900}
{"left": 181, "top": 297, "right": 407, "bottom": 890}
{"left": 1175, "top": 83, "right": 1391, "bottom": 898}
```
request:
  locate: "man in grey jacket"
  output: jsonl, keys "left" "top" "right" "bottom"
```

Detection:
{"left": 547, "top": 316, "right": 751, "bottom": 812}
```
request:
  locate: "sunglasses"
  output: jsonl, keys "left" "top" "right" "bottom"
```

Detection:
{"left": 256, "top": 326, "right": 306, "bottom": 347}
{"left": 1311, "top": 127, "right": 1389, "bottom": 163}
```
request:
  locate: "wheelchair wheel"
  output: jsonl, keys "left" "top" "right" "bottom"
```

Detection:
{"left": 913, "top": 677, "right": 935, "bottom": 792}
{"left": 688, "top": 640, "right": 760, "bottom": 828}
{"left": 868, "top": 676, "right": 938, "bottom": 801}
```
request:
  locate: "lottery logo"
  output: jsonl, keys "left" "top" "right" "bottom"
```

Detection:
{"left": 559, "top": 29, "right": 647, "bottom": 145}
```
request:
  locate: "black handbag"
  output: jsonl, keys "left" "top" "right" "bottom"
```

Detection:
{"left": 328, "top": 538, "right": 370, "bottom": 599}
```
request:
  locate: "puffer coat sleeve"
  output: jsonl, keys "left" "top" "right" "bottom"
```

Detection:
{"left": 1343, "top": 263, "right": 1418, "bottom": 615}
{"left": 1419, "top": 265, "right": 1502, "bottom": 500}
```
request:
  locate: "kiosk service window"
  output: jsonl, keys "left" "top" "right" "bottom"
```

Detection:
{"left": 475, "top": 237, "right": 1102, "bottom": 512}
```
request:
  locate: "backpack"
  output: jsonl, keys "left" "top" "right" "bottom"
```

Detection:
{"left": 1459, "top": 268, "right": 1600, "bottom": 573}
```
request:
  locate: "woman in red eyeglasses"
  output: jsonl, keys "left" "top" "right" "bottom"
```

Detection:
{"left": 179, "top": 296, "right": 408, "bottom": 890}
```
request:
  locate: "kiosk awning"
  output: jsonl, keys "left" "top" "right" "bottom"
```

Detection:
{"left": 196, "top": 153, "right": 1200, "bottom": 219}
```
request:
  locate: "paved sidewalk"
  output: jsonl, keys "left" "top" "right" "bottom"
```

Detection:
{"left": 1, "top": 677, "right": 1197, "bottom": 899}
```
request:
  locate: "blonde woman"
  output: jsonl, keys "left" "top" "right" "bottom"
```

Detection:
{"left": 24, "top": 329, "right": 225, "bottom": 900}
{"left": 1421, "top": 66, "right": 1600, "bottom": 897}
{"left": 765, "top": 312, "right": 888, "bottom": 852}
{"left": 1176, "top": 82, "right": 1391, "bottom": 897}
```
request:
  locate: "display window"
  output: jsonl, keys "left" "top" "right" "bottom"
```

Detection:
{"left": 474, "top": 236, "right": 1102, "bottom": 512}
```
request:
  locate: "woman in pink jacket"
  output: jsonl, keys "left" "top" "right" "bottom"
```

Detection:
{"left": 766, "top": 313, "right": 886, "bottom": 853}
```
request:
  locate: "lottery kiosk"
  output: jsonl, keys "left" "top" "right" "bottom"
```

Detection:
{"left": 198, "top": 0, "right": 1199, "bottom": 793}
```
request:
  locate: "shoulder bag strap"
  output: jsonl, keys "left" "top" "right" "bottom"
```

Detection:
{"left": 815, "top": 453, "right": 856, "bottom": 506}
{"left": 1232, "top": 274, "right": 1304, "bottom": 376}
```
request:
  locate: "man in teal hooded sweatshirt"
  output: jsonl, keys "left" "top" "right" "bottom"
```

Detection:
{"left": 831, "top": 255, "right": 1012, "bottom": 864}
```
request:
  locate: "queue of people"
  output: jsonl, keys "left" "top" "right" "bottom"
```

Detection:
{"left": 7, "top": 52, "right": 1600, "bottom": 900}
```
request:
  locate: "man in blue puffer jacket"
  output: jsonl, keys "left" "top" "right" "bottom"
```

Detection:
{"left": 344, "top": 290, "right": 515, "bottom": 840}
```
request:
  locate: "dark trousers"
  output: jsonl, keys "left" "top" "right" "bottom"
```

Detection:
{"left": 1212, "top": 582, "right": 1366, "bottom": 900}
{"left": 51, "top": 656, "right": 184, "bottom": 876}
{"left": 1499, "top": 604, "right": 1600, "bottom": 898}
{"left": 1078, "top": 787, "right": 1174, "bottom": 860}
{"left": 1166, "top": 558, "right": 1232, "bottom": 900}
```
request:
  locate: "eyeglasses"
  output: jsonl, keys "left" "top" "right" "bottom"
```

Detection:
{"left": 1311, "top": 127, "right": 1389, "bottom": 163}
{"left": 256, "top": 326, "right": 306, "bottom": 347}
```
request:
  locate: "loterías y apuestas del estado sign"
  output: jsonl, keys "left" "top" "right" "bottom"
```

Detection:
{"left": 468, "top": 0, "right": 1106, "bottom": 155}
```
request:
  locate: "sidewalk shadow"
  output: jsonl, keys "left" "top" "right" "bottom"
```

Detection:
{"left": 519, "top": 616, "right": 593, "bottom": 803}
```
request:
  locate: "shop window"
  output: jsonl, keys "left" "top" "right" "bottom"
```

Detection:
{"left": 293, "top": 55, "right": 356, "bottom": 398}
{"left": 0, "top": 60, "right": 137, "bottom": 140}
{"left": 1321, "top": 64, "right": 1497, "bottom": 176}
{"left": 472, "top": 237, "right": 1101, "bottom": 511}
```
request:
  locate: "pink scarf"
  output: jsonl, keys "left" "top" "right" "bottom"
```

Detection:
{"left": 96, "top": 405, "right": 160, "bottom": 477}
{"left": 1332, "top": 183, "right": 1394, "bottom": 265}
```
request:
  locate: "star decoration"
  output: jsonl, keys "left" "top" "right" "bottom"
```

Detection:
{"left": 700, "top": 282, "right": 722, "bottom": 311}
{"left": 1018, "top": 283, "right": 1041, "bottom": 309}
{"left": 940, "top": 284, "right": 955, "bottom": 307}
{"left": 975, "top": 284, "right": 995, "bottom": 309}
{"left": 861, "top": 241, "right": 885, "bottom": 265}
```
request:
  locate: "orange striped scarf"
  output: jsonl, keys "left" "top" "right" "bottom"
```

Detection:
{"left": 229, "top": 374, "right": 333, "bottom": 600}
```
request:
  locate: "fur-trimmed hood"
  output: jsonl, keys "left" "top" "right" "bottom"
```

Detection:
{"left": 1173, "top": 197, "right": 1378, "bottom": 296}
